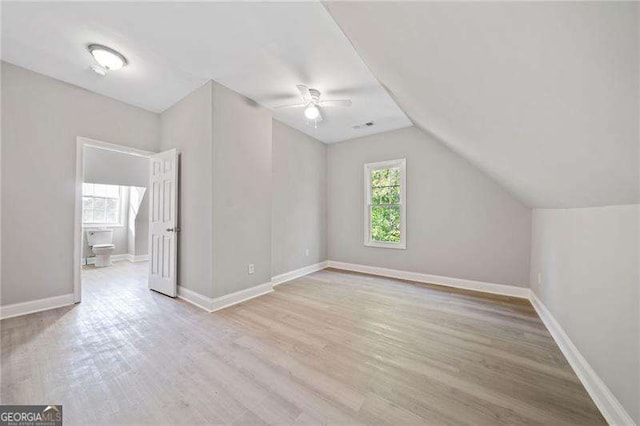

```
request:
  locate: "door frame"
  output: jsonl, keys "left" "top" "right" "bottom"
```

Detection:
{"left": 73, "top": 137, "right": 156, "bottom": 303}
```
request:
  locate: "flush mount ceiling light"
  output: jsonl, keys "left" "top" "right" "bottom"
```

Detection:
{"left": 88, "top": 44, "right": 128, "bottom": 75}
{"left": 90, "top": 65, "right": 107, "bottom": 76}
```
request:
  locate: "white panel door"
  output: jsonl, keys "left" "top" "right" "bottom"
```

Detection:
{"left": 148, "top": 149, "right": 179, "bottom": 297}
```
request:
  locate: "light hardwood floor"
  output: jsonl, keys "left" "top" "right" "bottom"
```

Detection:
{"left": 1, "top": 261, "right": 605, "bottom": 425}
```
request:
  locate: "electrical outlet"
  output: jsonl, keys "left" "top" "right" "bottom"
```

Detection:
{"left": 537, "top": 272, "right": 542, "bottom": 284}
{"left": 248, "top": 264, "right": 254, "bottom": 275}
{"left": 305, "top": 249, "right": 309, "bottom": 257}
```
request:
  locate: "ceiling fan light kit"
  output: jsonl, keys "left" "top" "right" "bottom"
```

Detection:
{"left": 304, "top": 104, "right": 320, "bottom": 120}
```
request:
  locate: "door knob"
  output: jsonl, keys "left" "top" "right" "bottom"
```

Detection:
{"left": 166, "top": 227, "right": 181, "bottom": 232}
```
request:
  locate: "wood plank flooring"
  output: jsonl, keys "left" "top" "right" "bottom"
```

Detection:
{"left": 1, "top": 261, "right": 605, "bottom": 425}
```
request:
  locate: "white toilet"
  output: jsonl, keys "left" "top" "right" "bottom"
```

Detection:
{"left": 86, "top": 229, "right": 115, "bottom": 267}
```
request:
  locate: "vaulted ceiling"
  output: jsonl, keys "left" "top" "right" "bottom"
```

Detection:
{"left": 325, "top": 2, "right": 639, "bottom": 208}
{"left": 2, "top": 2, "right": 637, "bottom": 208}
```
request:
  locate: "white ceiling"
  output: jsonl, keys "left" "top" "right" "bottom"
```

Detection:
{"left": 3, "top": 2, "right": 637, "bottom": 207}
{"left": 1, "top": 2, "right": 411, "bottom": 143}
{"left": 326, "top": 2, "right": 639, "bottom": 208}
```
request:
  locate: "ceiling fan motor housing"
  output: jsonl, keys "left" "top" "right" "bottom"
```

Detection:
{"left": 308, "top": 88, "right": 321, "bottom": 102}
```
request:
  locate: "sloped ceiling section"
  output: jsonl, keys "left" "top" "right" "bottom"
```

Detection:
{"left": 325, "top": 2, "right": 639, "bottom": 208}
{"left": 1, "top": 2, "right": 411, "bottom": 143}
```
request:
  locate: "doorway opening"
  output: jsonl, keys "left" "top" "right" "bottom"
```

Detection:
{"left": 73, "top": 137, "right": 155, "bottom": 304}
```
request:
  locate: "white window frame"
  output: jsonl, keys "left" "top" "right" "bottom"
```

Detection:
{"left": 364, "top": 158, "right": 406, "bottom": 249}
{"left": 82, "top": 183, "right": 123, "bottom": 228}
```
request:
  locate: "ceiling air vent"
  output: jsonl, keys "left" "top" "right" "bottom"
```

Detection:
{"left": 352, "top": 121, "right": 375, "bottom": 130}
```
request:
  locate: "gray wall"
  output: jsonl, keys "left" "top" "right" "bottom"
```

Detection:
{"left": 160, "top": 81, "right": 290, "bottom": 299}
{"left": 272, "top": 120, "right": 327, "bottom": 276}
{"left": 211, "top": 82, "right": 272, "bottom": 297}
{"left": 530, "top": 205, "right": 639, "bottom": 424}
{"left": 1, "top": 61, "right": 160, "bottom": 305}
{"left": 84, "top": 146, "right": 150, "bottom": 187}
{"left": 133, "top": 192, "right": 149, "bottom": 256}
{"left": 160, "top": 82, "right": 214, "bottom": 298}
{"left": 327, "top": 126, "right": 532, "bottom": 287}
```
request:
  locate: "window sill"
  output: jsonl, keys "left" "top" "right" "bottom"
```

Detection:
{"left": 364, "top": 240, "right": 406, "bottom": 250}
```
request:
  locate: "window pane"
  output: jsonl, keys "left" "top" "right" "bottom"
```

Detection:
{"left": 83, "top": 209, "right": 93, "bottom": 223}
{"left": 371, "top": 205, "right": 401, "bottom": 242}
{"left": 371, "top": 167, "right": 400, "bottom": 188}
{"left": 93, "top": 209, "right": 106, "bottom": 223}
{"left": 93, "top": 198, "right": 106, "bottom": 222}
{"left": 389, "top": 168, "right": 400, "bottom": 186}
{"left": 371, "top": 168, "right": 390, "bottom": 187}
{"left": 370, "top": 167, "right": 401, "bottom": 205}
{"left": 106, "top": 199, "right": 119, "bottom": 223}
{"left": 82, "top": 197, "right": 93, "bottom": 209}
{"left": 93, "top": 197, "right": 106, "bottom": 210}
{"left": 106, "top": 212, "right": 118, "bottom": 223}
{"left": 371, "top": 185, "right": 400, "bottom": 204}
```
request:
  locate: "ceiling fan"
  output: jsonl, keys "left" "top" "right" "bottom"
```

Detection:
{"left": 274, "top": 85, "right": 352, "bottom": 125}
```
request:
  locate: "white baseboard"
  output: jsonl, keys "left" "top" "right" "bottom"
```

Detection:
{"left": 327, "top": 260, "right": 530, "bottom": 299}
{"left": 178, "top": 261, "right": 329, "bottom": 313}
{"left": 1, "top": 293, "right": 75, "bottom": 320}
{"left": 178, "top": 281, "right": 273, "bottom": 313}
{"left": 210, "top": 282, "right": 273, "bottom": 312}
{"left": 177, "top": 286, "right": 216, "bottom": 312}
{"left": 85, "top": 254, "right": 129, "bottom": 265}
{"left": 271, "top": 261, "right": 329, "bottom": 286}
{"left": 529, "top": 292, "right": 635, "bottom": 426}
{"left": 84, "top": 253, "right": 149, "bottom": 265}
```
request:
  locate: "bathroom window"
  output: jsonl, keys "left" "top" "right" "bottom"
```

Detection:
{"left": 364, "top": 159, "right": 406, "bottom": 249}
{"left": 82, "top": 183, "right": 121, "bottom": 226}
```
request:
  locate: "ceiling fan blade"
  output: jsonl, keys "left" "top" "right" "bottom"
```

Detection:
{"left": 296, "top": 84, "right": 312, "bottom": 102}
{"left": 273, "top": 103, "right": 306, "bottom": 110}
{"left": 318, "top": 99, "right": 352, "bottom": 108}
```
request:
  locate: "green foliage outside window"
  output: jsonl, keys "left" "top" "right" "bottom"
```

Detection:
{"left": 370, "top": 168, "right": 401, "bottom": 242}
